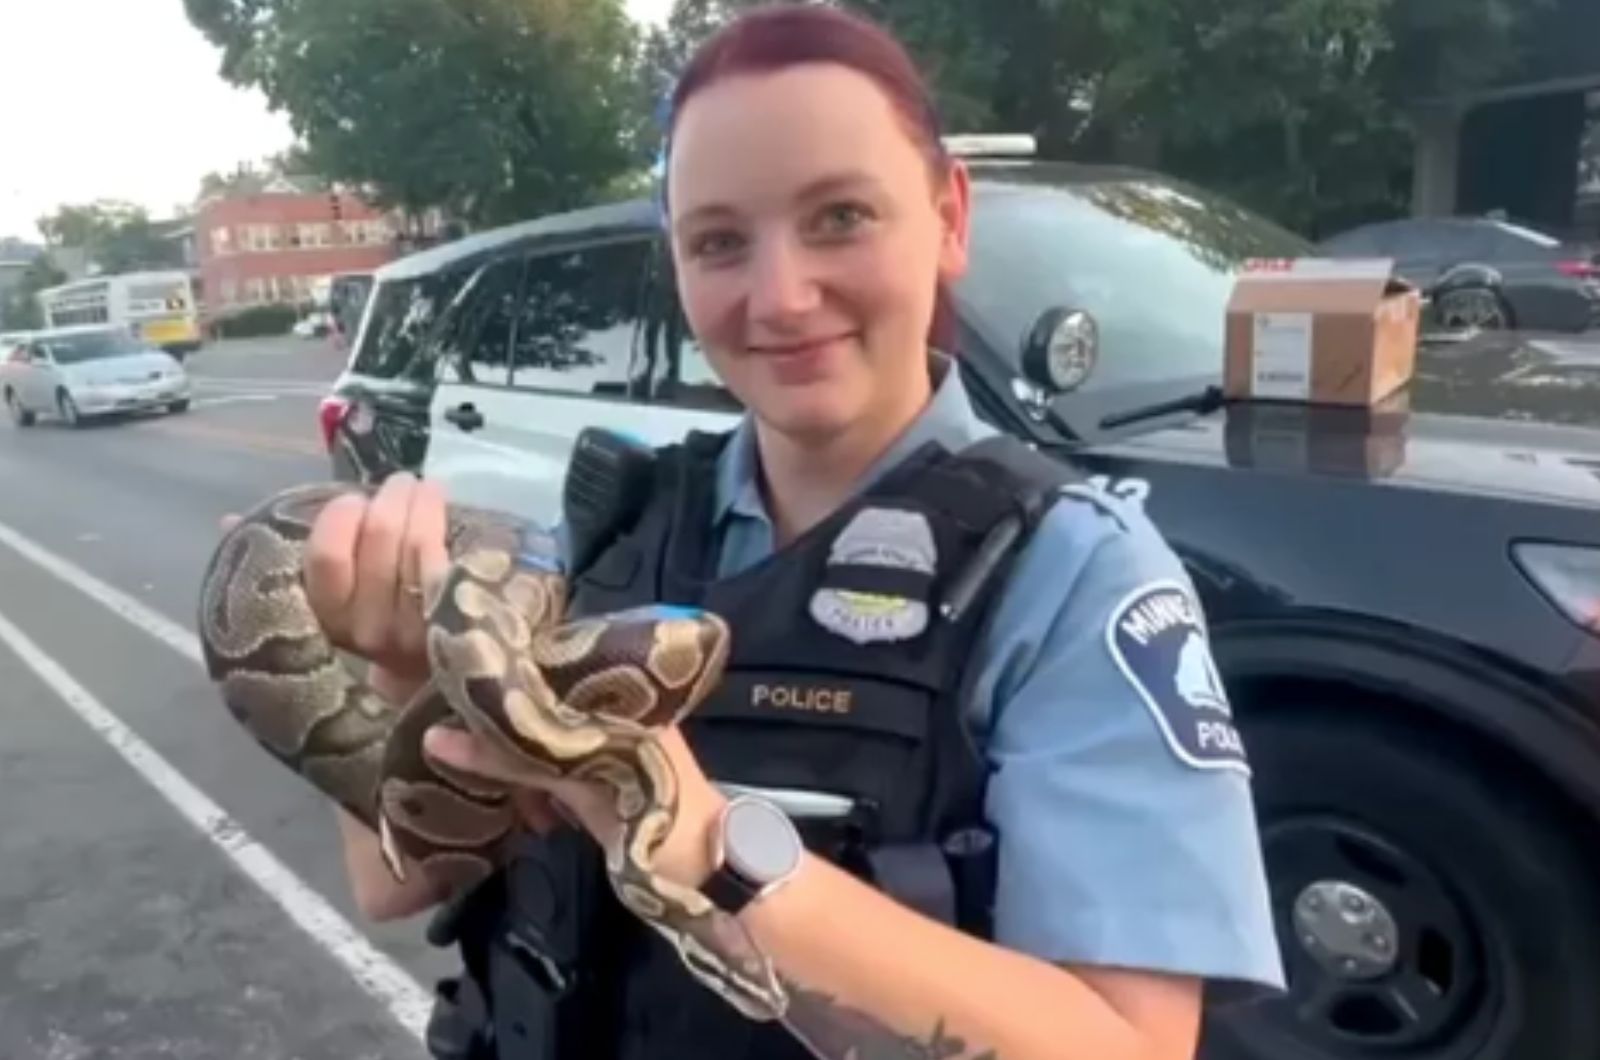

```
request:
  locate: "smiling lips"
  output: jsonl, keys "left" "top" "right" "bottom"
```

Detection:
{"left": 750, "top": 333, "right": 856, "bottom": 358}
{"left": 749, "top": 333, "right": 856, "bottom": 383}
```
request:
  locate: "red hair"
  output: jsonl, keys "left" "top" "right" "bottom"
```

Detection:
{"left": 667, "top": 4, "right": 949, "bottom": 178}
{"left": 664, "top": 3, "right": 960, "bottom": 348}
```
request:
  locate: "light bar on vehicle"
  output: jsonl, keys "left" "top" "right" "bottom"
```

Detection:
{"left": 942, "top": 134, "right": 1037, "bottom": 158}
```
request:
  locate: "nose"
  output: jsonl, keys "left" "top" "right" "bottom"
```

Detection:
{"left": 746, "top": 233, "right": 821, "bottom": 328}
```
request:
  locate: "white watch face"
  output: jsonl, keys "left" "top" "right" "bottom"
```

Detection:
{"left": 725, "top": 798, "right": 800, "bottom": 883}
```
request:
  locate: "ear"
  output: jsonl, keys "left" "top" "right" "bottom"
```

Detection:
{"left": 935, "top": 159, "right": 972, "bottom": 283}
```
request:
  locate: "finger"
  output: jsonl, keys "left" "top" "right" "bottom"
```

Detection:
{"left": 219, "top": 512, "right": 242, "bottom": 533}
{"left": 423, "top": 725, "right": 523, "bottom": 785}
{"left": 412, "top": 478, "right": 452, "bottom": 596}
{"left": 303, "top": 492, "right": 368, "bottom": 645}
{"left": 394, "top": 479, "right": 449, "bottom": 658}
{"left": 349, "top": 474, "right": 414, "bottom": 656}
{"left": 512, "top": 790, "right": 562, "bottom": 836}
{"left": 423, "top": 726, "right": 615, "bottom": 843}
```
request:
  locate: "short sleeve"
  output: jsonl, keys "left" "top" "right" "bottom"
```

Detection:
{"left": 970, "top": 486, "right": 1286, "bottom": 995}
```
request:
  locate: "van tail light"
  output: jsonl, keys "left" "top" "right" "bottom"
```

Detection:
{"left": 318, "top": 395, "right": 351, "bottom": 452}
{"left": 1513, "top": 542, "right": 1600, "bottom": 636}
{"left": 1556, "top": 260, "right": 1599, "bottom": 279}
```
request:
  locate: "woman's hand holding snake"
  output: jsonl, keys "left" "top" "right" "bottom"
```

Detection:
{"left": 424, "top": 719, "right": 728, "bottom": 891}
{"left": 301, "top": 472, "right": 449, "bottom": 686}
{"left": 199, "top": 474, "right": 791, "bottom": 1022}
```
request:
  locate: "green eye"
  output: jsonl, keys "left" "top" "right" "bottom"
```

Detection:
{"left": 817, "top": 203, "right": 870, "bottom": 234}
{"left": 690, "top": 231, "right": 743, "bottom": 258}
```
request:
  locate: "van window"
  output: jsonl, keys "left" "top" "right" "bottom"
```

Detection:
{"left": 506, "top": 238, "right": 652, "bottom": 397}
{"left": 436, "top": 256, "right": 525, "bottom": 386}
{"left": 349, "top": 268, "right": 473, "bottom": 384}
{"left": 627, "top": 256, "right": 741, "bottom": 413}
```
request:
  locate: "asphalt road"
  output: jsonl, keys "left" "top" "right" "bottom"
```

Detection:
{"left": 0, "top": 336, "right": 455, "bottom": 1059}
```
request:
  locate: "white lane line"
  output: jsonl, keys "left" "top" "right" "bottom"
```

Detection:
{"left": 0, "top": 519, "right": 204, "bottom": 663}
{"left": 0, "top": 519, "right": 433, "bottom": 1044}
{"left": 190, "top": 395, "right": 280, "bottom": 410}
{"left": 189, "top": 377, "right": 333, "bottom": 394}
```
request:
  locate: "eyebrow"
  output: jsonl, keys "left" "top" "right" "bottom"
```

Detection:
{"left": 673, "top": 170, "right": 886, "bottom": 232}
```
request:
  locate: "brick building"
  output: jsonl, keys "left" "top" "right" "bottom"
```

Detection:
{"left": 194, "top": 185, "right": 412, "bottom": 324}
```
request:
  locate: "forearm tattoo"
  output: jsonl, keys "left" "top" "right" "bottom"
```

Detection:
{"left": 779, "top": 977, "right": 1000, "bottom": 1060}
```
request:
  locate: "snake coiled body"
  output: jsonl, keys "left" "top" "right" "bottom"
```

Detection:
{"left": 197, "top": 482, "right": 786, "bottom": 1021}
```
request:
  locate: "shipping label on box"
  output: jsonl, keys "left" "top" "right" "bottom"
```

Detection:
{"left": 1251, "top": 312, "right": 1314, "bottom": 400}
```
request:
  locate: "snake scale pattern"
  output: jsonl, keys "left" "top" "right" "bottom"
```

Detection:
{"left": 197, "top": 482, "right": 787, "bottom": 1021}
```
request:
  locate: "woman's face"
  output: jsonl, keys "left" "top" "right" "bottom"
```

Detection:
{"left": 666, "top": 63, "right": 970, "bottom": 442}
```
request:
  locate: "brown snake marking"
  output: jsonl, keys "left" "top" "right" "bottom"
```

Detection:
{"left": 198, "top": 482, "right": 788, "bottom": 1022}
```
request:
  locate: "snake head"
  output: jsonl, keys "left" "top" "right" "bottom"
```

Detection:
{"left": 527, "top": 606, "right": 732, "bottom": 733}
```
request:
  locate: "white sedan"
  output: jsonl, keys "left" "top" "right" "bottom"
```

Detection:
{"left": 2, "top": 325, "right": 191, "bottom": 428}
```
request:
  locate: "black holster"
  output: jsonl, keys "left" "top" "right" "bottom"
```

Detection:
{"left": 425, "top": 975, "right": 495, "bottom": 1060}
{"left": 425, "top": 827, "right": 621, "bottom": 1060}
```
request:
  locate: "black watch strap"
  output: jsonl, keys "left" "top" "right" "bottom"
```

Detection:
{"left": 703, "top": 863, "right": 760, "bottom": 915}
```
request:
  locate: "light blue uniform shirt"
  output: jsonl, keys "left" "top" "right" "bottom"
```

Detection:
{"left": 705, "top": 357, "right": 1286, "bottom": 994}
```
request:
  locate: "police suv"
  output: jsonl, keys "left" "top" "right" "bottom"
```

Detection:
{"left": 320, "top": 139, "right": 1600, "bottom": 1060}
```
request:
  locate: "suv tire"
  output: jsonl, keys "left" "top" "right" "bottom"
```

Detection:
{"left": 7, "top": 389, "right": 34, "bottom": 427}
{"left": 1202, "top": 702, "right": 1600, "bottom": 1060}
{"left": 57, "top": 390, "right": 81, "bottom": 429}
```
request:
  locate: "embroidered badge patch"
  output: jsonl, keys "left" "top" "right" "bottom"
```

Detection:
{"left": 809, "top": 507, "right": 937, "bottom": 645}
{"left": 1105, "top": 580, "right": 1250, "bottom": 775}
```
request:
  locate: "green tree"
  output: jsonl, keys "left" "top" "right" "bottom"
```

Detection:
{"left": 640, "top": 0, "right": 1549, "bottom": 236}
{"left": 1, "top": 255, "right": 69, "bottom": 330}
{"left": 35, "top": 201, "right": 185, "bottom": 274}
{"left": 185, "top": 0, "right": 640, "bottom": 228}
{"left": 197, "top": 150, "right": 324, "bottom": 200}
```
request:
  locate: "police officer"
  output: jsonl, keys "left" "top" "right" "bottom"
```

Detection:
{"left": 304, "top": 6, "right": 1285, "bottom": 1059}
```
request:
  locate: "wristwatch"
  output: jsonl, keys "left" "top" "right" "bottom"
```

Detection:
{"left": 703, "top": 794, "right": 804, "bottom": 915}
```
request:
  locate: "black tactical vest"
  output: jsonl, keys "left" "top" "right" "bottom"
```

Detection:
{"left": 423, "top": 428, "right": 1080, "bottom": 1060}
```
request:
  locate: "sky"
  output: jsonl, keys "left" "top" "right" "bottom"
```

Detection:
{"left": 0, "top": 0, "right": 674, "bottom": 244}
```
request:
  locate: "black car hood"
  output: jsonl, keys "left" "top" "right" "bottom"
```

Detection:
{"left": 1410, "top": 330, "right": 1600, "bottom": 429}
{"left": 1107, "top": 331, "right": 1600, "bottom": 508}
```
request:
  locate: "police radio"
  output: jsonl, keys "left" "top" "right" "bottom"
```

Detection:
{"left": 562, "top": 427, "right": 658, "bottom": 576}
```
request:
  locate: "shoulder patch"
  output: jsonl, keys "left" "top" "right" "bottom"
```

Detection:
{"left": 1105, "top": 580, "right": 1250, "bottom": 775}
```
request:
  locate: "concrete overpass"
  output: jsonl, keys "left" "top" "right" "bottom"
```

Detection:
{"left": 1409, "top": 0, "right": 1599, "bottom": 236}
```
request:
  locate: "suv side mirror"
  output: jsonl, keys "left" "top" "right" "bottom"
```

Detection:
{"left": 1021, "top": 307, "right": 1098, "bottom": 395}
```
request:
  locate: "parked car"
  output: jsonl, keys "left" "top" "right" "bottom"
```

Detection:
{"left": 1318, "top": 215, "right": 1600, "bottom": 333}
{"left": 2, "top": 324, "right": 191, "bottom": 427}
{"left": 321, "top": 156, "right": 1600, "bottom": 1060}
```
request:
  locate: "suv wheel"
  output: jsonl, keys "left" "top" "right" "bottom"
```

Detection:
{"left": 1202, "top": 704, "right": 1600, "bottom": 1060}
{"left": 7, "top": 389, "right": 34, "bottom": 427}
{"left": 1434, "top": 287, "right": 1513, "bottom": 332}
{"left": 57, "top": 390, "right": 81, "bottom": 428}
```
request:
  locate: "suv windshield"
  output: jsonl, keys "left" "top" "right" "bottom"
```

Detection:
{"left": 957, "top": 167, "right": 1312, "bottom": 401}
{"left": 348, "top": 268, "right": 474, "bottom": 384}
{"left": 39, "top": 330, "right": 144, "bottom": 364}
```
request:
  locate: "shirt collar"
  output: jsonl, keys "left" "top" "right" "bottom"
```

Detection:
{"left": 712, "top": 351, "right": 995, "bottom": 527}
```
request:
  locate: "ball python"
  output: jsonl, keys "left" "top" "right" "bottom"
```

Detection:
{"left": 196, "top": 481, "right": 788, "bottom": 1022}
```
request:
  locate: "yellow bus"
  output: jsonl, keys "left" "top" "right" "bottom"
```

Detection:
{"left": 36, "top": 270, "right": 203, "bottom": 359}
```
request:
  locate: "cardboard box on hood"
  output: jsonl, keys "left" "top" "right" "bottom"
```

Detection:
{"left": 1224, "top": 258, "right": 1422, "bottom": 407}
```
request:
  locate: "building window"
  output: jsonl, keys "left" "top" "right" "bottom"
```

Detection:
{"left": 297, "top": 223, "right": 331, "bottom": 248}
{"left": 339, "top": 219, "right": 392, "bottom": 246}
{"left": 241, "top": 224, "right": 280, "bottom": 252}
{"left": 211, "top": 227, "right": 233, "bottom": 256}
